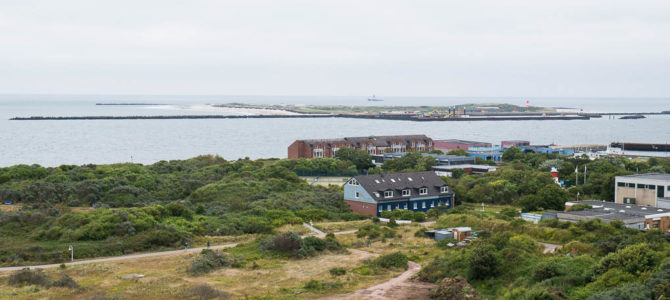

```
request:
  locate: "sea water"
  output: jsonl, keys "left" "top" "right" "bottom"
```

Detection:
{"left": 1, "top": 95, "right": 669, "bottom": 167}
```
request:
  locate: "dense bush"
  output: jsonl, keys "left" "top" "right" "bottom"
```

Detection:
{"left": 8, "top": 268, "right": 50, "bottom": 287}
{"left": 51, "top": 274, "right": 79, "bottom": 289}
{"left": 188, "top": 249, "right": 235, "bottom": 275}
{"left": 329, "top": 267, "right": 346, "bottom": 276}
{"left": 259, "top": 232, "right": 343, "bottom": 259}
{"left": 371, "top": 252, "right": 409, "bottom": 270}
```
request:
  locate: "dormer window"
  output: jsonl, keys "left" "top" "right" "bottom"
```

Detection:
{"left": 440, "top": 186, "right": 448, "bottom": 193}
{"left": 374, "top": 192, "right": 380, "bottom": 198}
{"left": 419, "top": 188, "right": 428, "bottom": 195}
{"left": 402, "top": 189, "right": 411, "bottom": 197}
{"left": 384, "top": 191, "right": 393, "bottom": 198}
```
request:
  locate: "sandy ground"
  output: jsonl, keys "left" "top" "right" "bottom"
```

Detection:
{"left": 303, "top": 223, "right": 436, "bottom": 300}
{"left": 326, "top": 261, "right": 435, "bottom": 300}
{"left": 150, "top": 104, "right": 303, "bottom": 115}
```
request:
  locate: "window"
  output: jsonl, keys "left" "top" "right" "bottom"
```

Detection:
{"left": 422, "top": 202, "right": 426, "bottom": 209}
{"left": 313, "top": 148, "right": 324, "bottom": 158}
{"left": 430, "top": 201, "right": 435, "bottom": 208}
{"left": 396, "top": 203, "right": 400, "bottom": 209}
{"left": 658, "top": 186, "right": 665, "bottom": 198}
{"left": 384, "top": 191, "right": 393, "bottom": 198}
{"left": 617, "top": 182, "right": 626, "bottom": 187}
{"left": 413, "top": 202, "right": 417, "bottom": 209}
{"left": 637, "top": 184, "right": 645, "bottom": 188}
{"left": 440, "top": 186, "right": 448, "bottom": 193}
{"left": 402, "top": 189, "right": 411, "bottom": 197}
{"left": 408, "top": 177, "right": 413, "bottom": 181}
{"left": 355, "top": 192, "right": 360, "bottom": 199}
{"left": 378, "top": 206, "right": 382, "bottom": 212}
{"left": 387, "top": 205, "right": 392, "bottom": 211}
{"left": 374, "top": 192, "right": 380, "bottom": 198}
{"left": 349, "top": 179, "right": 359, "bottom": 186}
{"left": 628, "top": 183, "right": 635, "bottom": 188}
{"left": 648, "top": 185, "right": 656, "bottom": 190}
{"left": 404, "top": 203, "right": 408, "bottom": 209}
{"left": 419, "top": 188, "right": 428, "bottom": 195}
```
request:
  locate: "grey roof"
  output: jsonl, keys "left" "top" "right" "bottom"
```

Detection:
{"left": 560, "top": 200, "right": 667, "bottom": 222}
{"left": 616, "top": 173, "right": 670, "bottom": 182}
{"left": 301, "top": 135, "right": 432, "bottom": 147}
{"left": 354, "top": 171, "right": 451, "bottom": 202}
{"left": 435, "top": 139, "right": 490, "bottom": 145}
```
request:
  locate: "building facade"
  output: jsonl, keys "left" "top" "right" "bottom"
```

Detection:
{"left": 288, "top": 135, "right": 434, "bottom": 159}
{"left": 433, "top": 139, "right": 491, "bottom": 153}
{"left": 644, "top": 213, "right": 670, "bottom": 233}
{"left": 501, "top": 140, "right": 530, "bottom": 148}
{"left": 615, "top": 174, "right": 670, "bottom": 208}
{"left": 343, "top": 171, "right": 454, "bottom": 216}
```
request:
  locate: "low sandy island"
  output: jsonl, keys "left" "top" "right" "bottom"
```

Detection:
{"left": 147, "top": 104, "right": 303, "bottom": 116}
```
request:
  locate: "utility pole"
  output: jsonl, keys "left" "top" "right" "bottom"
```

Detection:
{"left": 575, "top": 166, "right": 578, "bottom": 186}
{"left": 584, "top": 165, "right": 587, "bottom": 185}
{"left": 68, "top": 245, "right": 73, "bottom": 262}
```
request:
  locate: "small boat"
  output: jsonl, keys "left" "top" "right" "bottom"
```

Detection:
{"left": 368, "top": 94, "right": 383, "bottom": 102}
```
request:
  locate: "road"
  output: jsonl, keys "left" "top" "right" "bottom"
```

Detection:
{"left": 0, "top": 243, "right": 239, "bottom": 272}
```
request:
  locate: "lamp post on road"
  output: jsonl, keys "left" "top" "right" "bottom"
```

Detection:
{"left": 68, "top": 245, "right": 73, "bottom": 262}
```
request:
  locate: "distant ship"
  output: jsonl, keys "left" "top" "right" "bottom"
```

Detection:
{"left": 368, "top": 94, "right": 384, "bottom": 102}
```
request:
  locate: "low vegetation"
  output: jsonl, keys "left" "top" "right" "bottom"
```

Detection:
{"left": 418, "top": 209, "right": 670, "bottom": 300}
{"left": 8, "top": 268, "right": 79, "bottom": 289}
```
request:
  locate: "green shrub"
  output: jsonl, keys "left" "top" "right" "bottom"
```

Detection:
{"left": 372, "top": 252, "right": 409, "bottom": 269}
{"left": 188, "top": 250, "right": 234, "bottom": 275}
{"left": 186, "top": 284, "right": 231, "bottom": 299}
{"left": 329, "top": 267, "right": 346, "bottom": 276}
{"left": 51, "top": 274, "right": 79, "bottom": 289}
{"left": 303, "top": 279, "right": 342, "bottom": 291}
{"left": 413, "top": 212, "right": 426, "bottom": 222}
{"left": 8, "top": 268, "right": 50, "bottom": 287}
{"left": 533, "top": 261, "right": 564, "bottom": 282}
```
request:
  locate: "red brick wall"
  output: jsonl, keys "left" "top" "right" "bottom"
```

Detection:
{"left": 345, "top": 200, "right": 378, "bottom": 216}
{"left": 288, "top": 141, "right": 311, "bottom": 159}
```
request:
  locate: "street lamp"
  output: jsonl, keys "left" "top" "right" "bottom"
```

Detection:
{"left": 68, "top": 245, "right": 73, "bottom": 262}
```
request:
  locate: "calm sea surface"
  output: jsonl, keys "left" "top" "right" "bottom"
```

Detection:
{"left": 1, "top": 95, "right": 669, "bottom": 167}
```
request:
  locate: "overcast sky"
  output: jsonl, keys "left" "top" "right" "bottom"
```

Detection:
{"left": 1, "top": 0, "right": 669, "bottom": 97}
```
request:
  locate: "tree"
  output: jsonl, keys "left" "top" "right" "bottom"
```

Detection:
{"left": 451, "top": 168, "right": 465, "bottom": 179}
{"left": 467, "top": 244, "right": 499, "bottom": 280}
{"left": 502, "top": 147, "right": 523, "bottom": 162}
{"left": 334, "top": 148, "right": 374, "bottom": 170}
{"left": 447, "top": 149, "right": 469, "bottom": 156}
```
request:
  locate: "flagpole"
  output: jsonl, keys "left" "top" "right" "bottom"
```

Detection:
{"left": 584, "top": 165, "right": 587, "bottom": 185}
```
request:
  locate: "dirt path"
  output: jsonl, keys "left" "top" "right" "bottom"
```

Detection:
{"left": 0, "top": 243, "right": 239, "bottom": 272}
{"left": 326, "top": 261, "right": 435, "bottom": 300}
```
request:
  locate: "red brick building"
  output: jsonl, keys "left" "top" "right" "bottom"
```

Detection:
{"left": 288, "top": 135, "right": 434, "bottom": 159}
